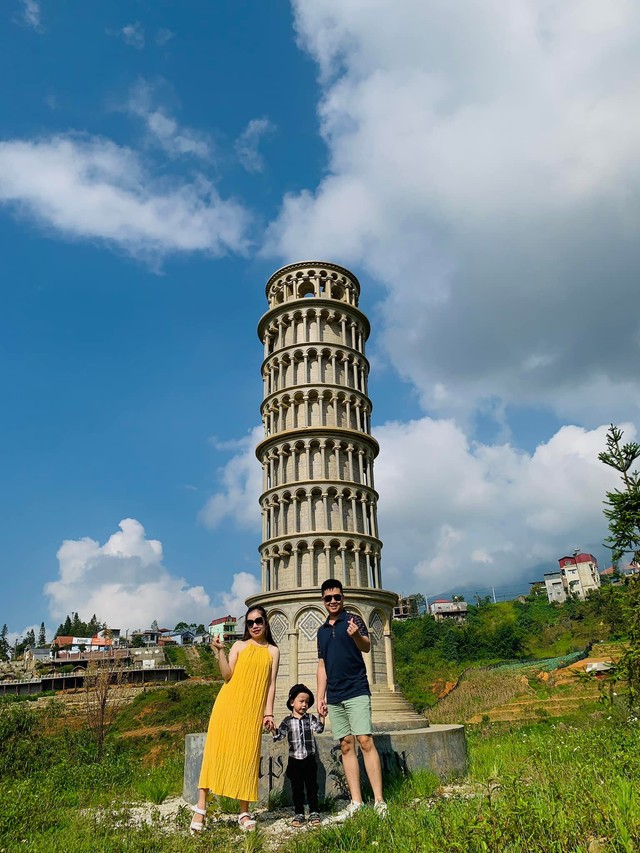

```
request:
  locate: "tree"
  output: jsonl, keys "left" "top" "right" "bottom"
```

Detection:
{"left": 84, "top": 661, "right": 125, "bottom": 760}
{"left": 0, "top": 624, "right": 9, "bottom": 661}
{"left": 599, "top": 424, "right": 640, "bottom": 565}
{"left": 599, "top": 424, "right": 640, "bottom": 712}
{"left": 150, "top": 619, "right": 159, "bottom": 631}
{"left": 174, "top": 621, "right": 189, "bottom": 631}
{"left": 24, "top": 629, "right": 36, "bottom": 648}
{"left": 196, "top": 624, "right": 205, "bottom": 635}
{"left": 63, "top": 615, "right": 72, "bottom": 635}
{"left": 38, "top": 622, "right": 46, "bottom": 647}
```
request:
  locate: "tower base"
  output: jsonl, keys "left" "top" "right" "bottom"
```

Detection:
{"left": 183, "top": 725, "right": 467, "bottom": 805}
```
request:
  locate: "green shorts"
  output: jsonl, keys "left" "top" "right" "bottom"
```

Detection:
{"left": 328, "top": 694, "right": 372, "bottom": 740}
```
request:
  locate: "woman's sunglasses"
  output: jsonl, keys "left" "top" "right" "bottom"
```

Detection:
{"left": 323, "top": 594, "right": 342, "bottom": 603}
{"left": 246, "top": 617, "right": 265, "bottom": 628}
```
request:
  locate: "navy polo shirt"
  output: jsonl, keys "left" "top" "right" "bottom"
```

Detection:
{"left": 317, "top": 610, "right": 370, "bottom": 704}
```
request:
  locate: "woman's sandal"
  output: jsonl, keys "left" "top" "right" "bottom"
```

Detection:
{"left": 190, "top": 805, "right": 207, "bottom": 835}
{"left": 238, "top": 812, "right": 257, "bottom": 831}
{"left": 308, "top": 811, "right": 321, "bottom": 826}
{"left": 291, "top": 814, "right": 305, "bottom": 828}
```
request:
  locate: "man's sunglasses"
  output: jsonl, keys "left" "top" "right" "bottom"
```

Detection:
{"left": 323, "top": 594, "right": 342, "bottom": 603}
{"left": 246, "top": 617, "right": 265, "bottom": 628}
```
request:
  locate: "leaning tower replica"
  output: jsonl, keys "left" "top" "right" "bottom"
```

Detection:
{"left": 246, "top": 261, "right": 401, "bottom": 713}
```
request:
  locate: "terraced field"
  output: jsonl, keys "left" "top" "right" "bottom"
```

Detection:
{"left": 429, "top": 642, "right": 624, "bottom": 724}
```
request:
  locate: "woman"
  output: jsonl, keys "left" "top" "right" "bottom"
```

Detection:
{"left": 190, "top": 605, "right": 280, "bottom": 833}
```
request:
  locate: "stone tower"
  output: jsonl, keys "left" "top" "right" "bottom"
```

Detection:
{"left": 246, "top": 261, "right": 400, "bottom": 713}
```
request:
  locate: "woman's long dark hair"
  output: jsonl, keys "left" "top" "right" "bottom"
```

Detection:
{"left": 242, "top": 605, "right": 277, "bottom": 647}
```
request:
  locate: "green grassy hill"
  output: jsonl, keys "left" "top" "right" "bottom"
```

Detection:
{"left": 392, "top": 586, "right": 625, "bottom": 711}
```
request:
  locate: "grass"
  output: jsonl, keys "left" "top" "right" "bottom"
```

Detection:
{"left": 429, "top": 667, "right": 532, "bottom": 724}
{"left": 2, "top": 689, "right": 639, "bottom": 852}
{"left": 279, "top": 709, "right": 640, "bottom": 853}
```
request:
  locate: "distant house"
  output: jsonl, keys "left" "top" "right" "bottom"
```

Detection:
{"left": 23, "top": 646, "right": 52, "bottom": 671}
{"left": 97, "top": 628, "right": 122, "bottom": 646}
{"left": 544, "top": 552, "right": 600, "bottom": 603}
{"left": 130, "top": 627, "right": 171, "bottom": 647}
{"left": 158, "top": 629, "right": 195, "bottom": 647}
{"left": 393, "top": 597, "right": 419, "bottom": 620}
{"left": 602, "top": 563, "right": 640, "bottom": 581}
{"left": 429, "top": 599, "right": 468, "bottom": 623}
{"left": 208, "top": 615, "right": 238, "bottom": 643}
{"left": 53, "top": 635, "right": 113, "bottom": 653}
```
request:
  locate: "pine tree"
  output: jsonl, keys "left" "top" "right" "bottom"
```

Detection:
{"left": 88, "top": 614, "right": 99, "bottom": 635}
{"left": 25, "top": 628, "right": 36, "bottom": 647}
{"left": 0, "top": 624, "right": 8, "bottom": 661}
{"left": 38, "top": 622, "right": 46, "bottom": 647}
{"left": 55, "top": 623, "right": 64, "bottom": 638}
{"left": 63, "top": 615, "right": 72, "bottom": 635}
{"left": 71, "top": 612, "right": 81, "bottom": 634}
{"left": 599, "top": 424, "right": 640, "bottom": 564}
{"left": 599, "top": 424, "right": 640, "bottom": 712}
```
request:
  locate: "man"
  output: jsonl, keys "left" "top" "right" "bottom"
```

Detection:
{"left": 316, "top": 578, "right": 387, "bottom": 819}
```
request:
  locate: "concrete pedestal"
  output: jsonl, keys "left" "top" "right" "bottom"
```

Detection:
{"left": 183, "top": 725, "right": 466, "bottom": 805}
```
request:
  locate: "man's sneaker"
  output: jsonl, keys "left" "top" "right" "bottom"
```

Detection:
{"left": 373, "top": 800, "right": 388, "bottom": 818}
{"left": 334, "top": 801, "right": 363, "bottom": 822}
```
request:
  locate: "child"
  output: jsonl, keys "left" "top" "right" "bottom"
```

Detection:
{"left": 273, "top": 683, "right": 326, "bottom": 827}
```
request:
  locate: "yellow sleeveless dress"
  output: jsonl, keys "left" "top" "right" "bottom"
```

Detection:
{"left": 198, "top": 642, "right": 272, "bottom": 802}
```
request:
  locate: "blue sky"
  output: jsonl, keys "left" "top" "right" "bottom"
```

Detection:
{"left": 2, "top": 0, "right": 639, "bottom": 642}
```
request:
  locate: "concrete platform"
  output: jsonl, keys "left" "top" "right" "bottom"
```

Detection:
{"left": 183, "top": 724, "right": 467, "bottom": 805}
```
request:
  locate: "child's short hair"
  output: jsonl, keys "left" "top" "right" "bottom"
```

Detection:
{"left": 321, "top": 578, "right": 343, "bottom": 595}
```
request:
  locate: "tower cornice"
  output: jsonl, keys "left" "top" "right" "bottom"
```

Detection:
{"left": 265, "top": 261, "right": 362, "bottom": 299}
{"left": 256, "top": 427, "right": 380, "bottom": 460}
{"left": 257, "top": 298, "right": 370, "bottom": 342}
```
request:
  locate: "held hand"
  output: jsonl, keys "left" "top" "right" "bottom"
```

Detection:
{"left": 262, "top": 715, "right": 275, "bottom": 733}
{"left": 347, "top": 618, "right": 359, "bottom": 638}
{"left": 317, "top": 698, "right": 328, "bottom": 717}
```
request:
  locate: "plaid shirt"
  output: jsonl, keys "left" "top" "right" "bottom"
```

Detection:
{"left": 273, "top": 713, "right": 325, "bottom": 759}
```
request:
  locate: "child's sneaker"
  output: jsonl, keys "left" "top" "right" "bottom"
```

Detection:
{"left": 291, "top": 814, "right": 305, "bottom": 827}
{"left": 373, "top": 800, "right": 388, "bottom": 818}
{"left": 334, "top": 801, "right": 363, "bottom": 822}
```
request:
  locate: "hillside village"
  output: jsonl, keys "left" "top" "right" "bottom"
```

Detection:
{"left": 2, "top": 550, "right": 637, "bottom": 700}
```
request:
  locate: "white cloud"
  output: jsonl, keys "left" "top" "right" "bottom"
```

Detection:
{"left": 155, "top": 28, "right": 175, "bottom": 46}
{"left": 44, "top": 518, "right": 258, "bottom": 630}
{"left": 127, "top": 80, "right": 211, "bottom": 159}
{"left": 266, "top": 0, "right": 640, "bottom": 425}
{"left": 235, "top": 118, "right": 275, "bottom": 173}
{"left": 0, "top": 134, "right": 250, "bottom": 261}
{"left": 375, "top": 419, "right": 627, "bottom": 592}
{"left": 121, "top": 22, "right": 145, "bottom": 50}
{"left": 219, "top": 572, "right": 261, "bottom": 617}
{"left": 14, "top": 0, "right": 42, "bottom": 31}
{"left": 201, "top": 420, "right": 628, "bottom": 593}
{"left": 200, "top": 426, "right": 264, "bottom": 530}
